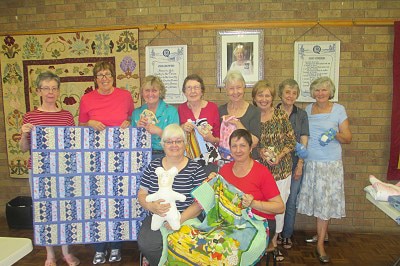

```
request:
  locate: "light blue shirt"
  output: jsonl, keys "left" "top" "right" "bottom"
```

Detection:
{"left": 131, "top": 99, "right": 180, "bottom": 151}
{"left": 305, "top": 103, "right": 347, "bottom": 161}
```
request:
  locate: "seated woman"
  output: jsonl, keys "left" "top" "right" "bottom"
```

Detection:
{"left": 219, "top": 129, "right": 285, "bottom": 246}
{"left": 132, "top": 75, "right": 179, "bottom": 160}
{"left": 137, "top": 124, "right": 207, "bottom": 265}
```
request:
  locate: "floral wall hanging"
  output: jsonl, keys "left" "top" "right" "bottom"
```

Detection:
{"left": 0, "top": 28, "right": 140, "bottom": 178}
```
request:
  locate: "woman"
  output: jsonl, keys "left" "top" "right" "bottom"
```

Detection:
{"left": 79, "top": 61, "right": 134, "bottom": 130}
{"left": 178, "top": 74, "right": 220, "bottom": 173}
{"left": 137, "top": 124, "right": 207, "bottom": 266}
{"left": 297, "top": 77, "right": 352, "bottom": 263}
{"left": 219, "top": 129, "right": 285, "bottom": 246}
{"left": 78, "top": 61, "right": 135, "bottom": 264}
{"left": 277, "top": 79, "right": 309, "bottom": 249}
{"left": 219, "top": 70, "right": 260, "bottom": 160}
{"left": 252, "top": 79, "right": 296, "bottom": 262}
{"left": 229, "top": 44, "right": 253, "bottom": 75}
{"left": 20, "top": 72, "right": 80, "bottom": 266}
{"left": 132, "top": 75, "right": 179, "bottom": 160}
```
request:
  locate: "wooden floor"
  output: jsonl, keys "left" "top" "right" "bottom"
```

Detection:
{"left": 2, "top": 217, "right": 399, "bottom": 266}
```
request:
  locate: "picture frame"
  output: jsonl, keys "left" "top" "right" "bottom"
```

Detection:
{"left": 217, "top": 29, "right": 264, "bottom": 87}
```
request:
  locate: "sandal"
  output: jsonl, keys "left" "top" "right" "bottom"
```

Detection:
{"left": 282, "top": 237, "right": 292, "bottom": 249}
{"left": 63, "top": 254, "right": 80, "bottom": 266}
{"left": 44, "top": 258, "right": 57, "bottom": 266}
{"left": 274, "top": 248, "right": 285, "bottom": 262}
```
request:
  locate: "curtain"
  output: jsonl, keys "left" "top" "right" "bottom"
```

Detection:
{"left": 387, "top": 21, "right": 400, "bottom": 180}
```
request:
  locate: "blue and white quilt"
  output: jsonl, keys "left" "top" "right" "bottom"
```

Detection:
{"left": 30, "top": 126, "right": 151, "bottom": 246}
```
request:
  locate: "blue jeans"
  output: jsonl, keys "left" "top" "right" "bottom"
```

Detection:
{"left": 281, "top": 163, "right": 303, "bottom": 239}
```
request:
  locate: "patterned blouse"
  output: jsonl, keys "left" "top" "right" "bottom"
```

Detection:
{"left": 259, "top": 108, "right": 296, "bottom": 181}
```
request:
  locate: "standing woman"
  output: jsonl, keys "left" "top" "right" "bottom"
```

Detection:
{"left": 131, "top": 75, "right": 179, "bottom": 159}
{"left": 252, "top": 80, "right": 296, "bottom": 262}
{"left": 79, "top": 61, "right": 133, "bottom": 131}
{"left": 179, "top": 74, "right": 220, "bottom": 173}
{"left": 20, "top": 72, "right": 80, "bottom": 266}
{"left": 278, "top": 79, "right": 309, "bottom": 249}
{"left": 297, "top": 77, "right": 351, "bottom": 263}
{"left": 78, "top": 61, "right": 135, "bottom": 264}
{"left": 219, "top": 70, "right": 260, "bottom": 157}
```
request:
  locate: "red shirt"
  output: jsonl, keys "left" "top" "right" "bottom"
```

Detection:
{"left": 79, "top": 88, "right": 134, "bottom": 126}
{"left": 219, "top": 160, "right": 280, "bottom": 220}
{"left": 178, "top": 101, "right": 221, "bottom": 138}
{"left": 23, "top": 109, "right": 75, "bottom": 168}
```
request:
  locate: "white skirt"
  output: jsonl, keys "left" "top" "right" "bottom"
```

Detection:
{"left": 297, "top": 160, "right": 346, "bottom": 220}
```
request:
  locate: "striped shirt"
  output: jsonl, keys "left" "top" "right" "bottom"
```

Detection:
{"left": 140, "top": 157, "right": 207, "bottom": 212}
{"left": 23, "top": 109, "right": 75, "bottom": 168}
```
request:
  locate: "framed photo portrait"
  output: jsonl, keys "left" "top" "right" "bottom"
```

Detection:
{"left": 217, "top": 29, "right": 264, "bottom": 87}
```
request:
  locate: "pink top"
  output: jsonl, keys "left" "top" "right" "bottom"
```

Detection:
{"left": 79, "top": 87, "right": 134, "bottom": 126}
{"left": 178, "top": 101, "right": 221, "bottom": 138}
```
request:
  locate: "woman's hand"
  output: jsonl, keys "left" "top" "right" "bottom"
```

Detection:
{"left": 242, "top": 194, "right": 254, "bottom": 208}
{"left": 21, "top": 123, "right": 34, "bottom": 135}
{"left": 88, "top": 120, "right": 106, "bottom": 131}
{"left": 182, "top": 121, "right": 195, "bottom": 132}
{"left": 148, "top": 199, "right": 171, "bottom": 217}
{"left": 198, "top": 130, "right": 215, "bottom": 143}
{"left": 120, "top": 120, "right": 130, "bottom": 129}
{"left": 137, "top": 117, "right": 148, "bottom": 128}
{"left": 20, "top": 123, "right": 34, "bottom": 152}
{"left": 204, "top": 172, "right": 217, "bottom": 183}
{"left": 144, "top": 123, "right": 162, "bottom": 136}
{"left": 293, "top": 162, "right": 303, "bottom": 180}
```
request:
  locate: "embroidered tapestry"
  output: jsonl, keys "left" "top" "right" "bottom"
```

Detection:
{"left": 0, "top": 28, "right": 140, "bottom": 178}
{"left": 31, "top": 126, "right": 150, "bottom": 246}
{"left": 160, "top": 175, "right": 268, "bottom": 266}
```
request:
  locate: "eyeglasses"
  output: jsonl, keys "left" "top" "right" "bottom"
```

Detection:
{"left": 164, "top": 140, "right": 184, "bottom": 145}
{"left": 96, "top": 73, "right": 113, "bottom": 79}
{"left": 40, "top": 87, "right": 60, "bottom": 92}
{"left": 185, "top": 86, "right": 201, "bottom": 91}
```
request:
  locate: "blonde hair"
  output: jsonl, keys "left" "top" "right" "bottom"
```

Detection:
{"left": 141, "top": 75, "right": 166, "bottom": 99}
{"left": 233, "top": 44, "right": 245, "bottom": 57}
{"left": 251, "top": 79, "right": 275, "bottom": 106}
{"left": 309, "top": 77, "right": 335, "bottom": 100}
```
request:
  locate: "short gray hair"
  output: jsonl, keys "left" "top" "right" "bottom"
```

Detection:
{"left": 309, "top": 77, "right": 335, "bottom": 100}
{"left": 223, "top": 70, "right": 246, "bottom": 88}
{"left": 161, "top": 124, "right": 187, "bottom": 147}
{"left": 36, "top": 71, "right": 60, "bottom": 89}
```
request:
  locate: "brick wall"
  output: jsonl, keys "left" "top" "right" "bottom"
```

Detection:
{"left": 0, "top": 0, "right": 399, "bottom": 232}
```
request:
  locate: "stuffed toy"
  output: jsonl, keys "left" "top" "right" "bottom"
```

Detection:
{"left": 319, "top": 128, "right": 337, "bottom": 146}
{"left": 263, "top": 146, "right": 277, "bottom": 162}
{"left": 295, "top": 142, "right": 308, "bottom": 158}
{"left": 145, "top": 167, "right": 186, "bottom": 231}
{"left": 140, "top": 109, "right": 158, "bottom": 125}
{"left": 195, "top": 118, "right": 213, "bottom": 136}
{"left": 218, "top": 116, "right": 238, "bottom": 161}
